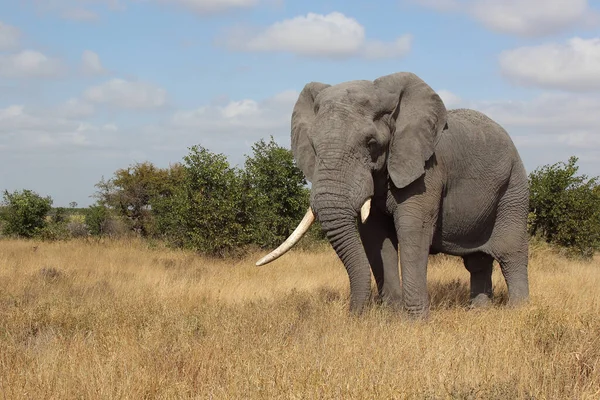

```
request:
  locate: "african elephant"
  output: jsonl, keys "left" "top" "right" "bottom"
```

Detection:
{"left": 256, "top": 72, "right": 529, "bottom": 318}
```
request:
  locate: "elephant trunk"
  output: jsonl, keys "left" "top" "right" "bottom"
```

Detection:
{"left": 316, "top": 203, "right": 372, "bottom": 313}
{"left": 306, "top": 149, "right": 374, "bottom": 312}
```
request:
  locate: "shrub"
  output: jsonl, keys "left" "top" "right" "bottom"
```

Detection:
{"left": 65, "top": 214, "right": 89, "bottom": 238}
{"left": 85, "top": 205, "right": 129, "bottom": 238}
{"left": 528, "top": 156, "right": 600, "bottom": 258}
{"left": 152, "top": 145, "right": 246, "bottom": 256}
{"left": 37, "top": 221, "right": 71, "bottom": 241}
{"left": 102, "top": 216, "right": 129, "bottom": 238}
{"left": 94, "top": 162, "right": 185, "bottom": 236}
{"left": 67, "top": 220, "right": 89, "bottom": 238}
{"left": 243, "top": 137, "right": 312, "bottom": 248}
{"left": 0, "top": 189, "right": 53, "bottom": 238}
{"left": 85, "top": 205, "right": 110, "bottom": 236}
{"left": 51, "top": 207, "right": 68, "bottom": 224}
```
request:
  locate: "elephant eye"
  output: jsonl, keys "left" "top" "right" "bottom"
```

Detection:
{"left": 367, "top": 137, "right": 378, "bottom": 151}
{"left": 367, "top": 137, "right": 380, "bottom": 163}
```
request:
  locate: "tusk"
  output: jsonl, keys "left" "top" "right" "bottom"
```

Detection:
{"left": 360, "top": 198, "right": 371, "bottom": 223}
{"left": 255, "top": 207, "right": 315, "bottom": 266}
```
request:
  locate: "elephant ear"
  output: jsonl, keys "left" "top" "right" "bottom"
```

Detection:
{"left": 374, "top": 72, "right": 447, "bottom": 189}
{"left": 291, "top": 82, "right": 330, "bottom": 182}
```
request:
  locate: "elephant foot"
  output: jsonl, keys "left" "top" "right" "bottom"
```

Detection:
{"left": 506, "top": 294, "right": 530, "bottom": 308}
{"left": 348, "top": 298, "right": 370, "bottom": 315}
{"left": 404, "top": 304, "right": 430, "bottom": 320}
{"left": 469, "top": 293, "right": 492, "bottom": 309}
{"left": 375, "top": 293, "right": 403, "bottom": 311}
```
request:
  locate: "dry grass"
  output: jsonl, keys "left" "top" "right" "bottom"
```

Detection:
{"left": 0, "top": 238, "right": 599, "bottom": 399}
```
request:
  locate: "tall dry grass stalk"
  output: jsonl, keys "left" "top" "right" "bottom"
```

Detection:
{"left": 0, "top": 238, "right": 599, "bottom": 399}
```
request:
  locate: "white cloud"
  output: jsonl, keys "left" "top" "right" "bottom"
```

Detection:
{"left": 0, "top": 104, "right": 114, "bottom": 149}
{"left": 236, "top": 12, "right": 364, "bottom": 56}
{"left": 554, "top": 131, "right": 600, "bottom": 149}
{"left": 411, "top": 0, "right": 598, "bottom": 37}
{"left": 170, "top": 90, "right": 296, "bottom": 132}
{"left": 0, "top": 22, "right": 20, "bottom": 50}
{"left": 155, "top": 0, "right": 258, "bottom": 14}
{"left": 474, "top": 93, "right": 600, "bottom": 134}
{"left": 0, "top": 101, "right": 126, "bottom": 206}
{"left": 136, "top": 89, "right": 299, "bottom": 168}
{"left": 84, "top": 78, "right": 167, "bottom": 109}
{"left": 81, "top": 50, "right": 107, "bottom": 75}
{"left": 55, "top": 98, "right": 96, "bottom": 118}
{"left": 499, "top": 37, "right": 600, "bottom": 91}
{"left": 223, "top": 12, "right": 412, "bottom": 59}
{"left": 0, "top": 50, "right": 65, "bottom": 79}
{"left": 471, "top": 0, "right": 593, "bottom": 37}
{"left": 437, "top": 90, "right": 463, "bottom": 108}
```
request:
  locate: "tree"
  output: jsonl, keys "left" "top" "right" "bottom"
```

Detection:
{"left": 152, "top": 145, "right": 246, "bottom": 256}
{"left": 243, "top": 137, "right": 311, "bottom": 247}
{"left": 0, "top": 189, "right": 53, "bottom": 238}
{"left": 529, "top": 156, "right": 600, "bottom": 258}
{"left": 51, "top": 207, "right": 67, "bottom": 224}
{"left": 85, "top": 205, "right": 110, "bottom": 236}
{"left": 94, "top": 162, "right": 185, "bottom": 236}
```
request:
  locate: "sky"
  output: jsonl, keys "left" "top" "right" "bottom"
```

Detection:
{"left": 1, "top": 0, "right": 600, "bottom": 207}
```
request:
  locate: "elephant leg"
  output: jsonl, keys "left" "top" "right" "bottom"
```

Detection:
{"left": 463, "top": 252, "right": 494, "bottom": 307}
{"left": 395, "top": 214, "right": 434, "bottom": 318}
{"left": 491, "top": 175, "right": 530, "bottom": 307}
{"left": 497, "top": 249, "right": 529, "bottom": 307}
{"left": 358, "top": 207, "right": 401, "bottom": 308}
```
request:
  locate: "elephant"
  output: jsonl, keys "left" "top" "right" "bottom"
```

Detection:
{"left": 256, "top": 72, "right": 529, "bottom": 318}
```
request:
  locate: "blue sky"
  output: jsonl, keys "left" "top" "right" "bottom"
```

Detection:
{"left": 1, "top": 0, "right": 600, "bottom": 206}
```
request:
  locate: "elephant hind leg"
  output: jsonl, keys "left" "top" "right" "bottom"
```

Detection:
{"left": 463, "top": 252, "right": 494, "bottom": 307}
{"left": 490, "top": 168, "right": 530, "bottom": 306}
{"left": 496, "top": 248, "right": 529, "bottom": 306}
{"left": 358, "top": 207, "right": 401, "bottom": 308}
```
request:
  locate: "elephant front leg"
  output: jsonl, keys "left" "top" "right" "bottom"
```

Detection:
{"left": 358, "top": 207, "right": 402, "bottom": 308}
{"left": 463, "top": 252, "right": 494, "bottom": 308}
{"left": 395, "top": 216, "right": 434, "bottom": 319}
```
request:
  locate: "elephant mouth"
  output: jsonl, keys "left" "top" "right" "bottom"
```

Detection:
{"left": 255, "top": 197, "right": 372, "bottom": 266}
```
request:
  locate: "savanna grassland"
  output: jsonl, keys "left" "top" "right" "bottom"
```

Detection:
{"left": 0, "top": 239, "right": 599, "bottom": 399}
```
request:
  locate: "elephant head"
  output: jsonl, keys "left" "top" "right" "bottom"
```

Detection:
{"left": 256, "top": 72, "right": 448, "bottom": 313}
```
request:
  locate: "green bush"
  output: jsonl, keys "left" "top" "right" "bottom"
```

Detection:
{"left": 150, "top": 139, "right": 327, "bottom": 257}
{"left": 51, "top": 207, "right": 68, "bottom": 224}
{"left": 152, "top": 145, "right": 246, "bottom": 256}
{"left": 0, "top": 189, "right": 53, "bottom": 238}
{"left": 36, "top": 207, "right": 72, "bottom": 241}
{"left": 85, "top": 205, "right": 110, "bottom": 236}
{"left": 93, "top": 162, "right": 185, "bottom": 236}
{"left": 37, "top": 221, "right": 71, "bottom": 241}
{"left": 528, "top": 156, "right": 600, "bottom": 258}
{"left": 243, "top": 137, "right": 322, "bottom": 248}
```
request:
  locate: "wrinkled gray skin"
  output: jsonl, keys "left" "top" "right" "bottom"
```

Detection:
{"left": 291, "top": 72, "right": 529, "bottom": 318}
